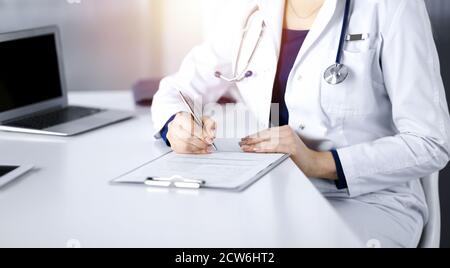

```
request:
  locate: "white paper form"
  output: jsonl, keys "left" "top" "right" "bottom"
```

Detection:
{"left": 113, "top": 152, "right": 289, "bottom": 191}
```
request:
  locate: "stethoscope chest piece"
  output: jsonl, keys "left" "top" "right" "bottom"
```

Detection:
{"left": 324, "top": 63, "right": 349, "bottom": 85}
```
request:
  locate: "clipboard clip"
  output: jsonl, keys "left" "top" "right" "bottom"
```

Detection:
{"left": 145, "top": 175, "right": 205, "bottom": 189}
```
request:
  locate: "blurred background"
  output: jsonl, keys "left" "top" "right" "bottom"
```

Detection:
{"left": 0, "top": 0, "right": 217, "bottom": 91}
{"left": 0, "top": 0, "right": 448, "bottom": 247}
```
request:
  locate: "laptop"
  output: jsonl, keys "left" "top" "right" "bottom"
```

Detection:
{"left": 0, "top": 26, "right": 133, "bottom": 136}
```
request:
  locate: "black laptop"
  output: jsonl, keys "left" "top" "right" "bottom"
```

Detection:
{"left": 0, "top": 26, "right": 133, "bottom": 136}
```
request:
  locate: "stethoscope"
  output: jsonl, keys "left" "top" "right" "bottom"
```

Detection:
{"left": 215, "top": 0, "right": 352, "bottom": 85}
{"left": 215, "top": 7, "right": 265, "bottom": 82}
{"left": 323, "top": 0, "right": 351, "bottom": 85}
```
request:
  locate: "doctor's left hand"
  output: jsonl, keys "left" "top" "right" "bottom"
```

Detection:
{"left": 239, "top": 126, "right": 338, "bottom": 180}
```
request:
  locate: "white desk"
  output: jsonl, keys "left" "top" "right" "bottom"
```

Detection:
{"left": 0, "top": 91, "right": 362, "bottom": 248}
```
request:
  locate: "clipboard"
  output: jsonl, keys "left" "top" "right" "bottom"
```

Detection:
{"left": 111, "top": 151, "right": 289, "bottom": 191}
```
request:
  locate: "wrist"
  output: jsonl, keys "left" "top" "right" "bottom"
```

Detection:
{"left": 311, "top": 151, "right": 338, "bottom": 180}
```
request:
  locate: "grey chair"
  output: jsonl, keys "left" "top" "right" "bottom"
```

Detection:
{"left": 421, "top": 0, "right": 448, "bottom": 249}
{"left": 418, "top": 173, "right": 441, "bottom": 248}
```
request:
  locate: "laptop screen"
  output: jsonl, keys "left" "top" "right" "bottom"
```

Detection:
{"left": 0, "top": 34, "right": 63, "bottom": 113}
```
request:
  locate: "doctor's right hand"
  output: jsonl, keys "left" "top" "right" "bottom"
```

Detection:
{"left": 166, "top": 112, "right": 216, "bottom": 154}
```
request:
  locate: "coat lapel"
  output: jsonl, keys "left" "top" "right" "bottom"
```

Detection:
{"left": 297, "top": 0, "right": 339, "bottom": 64}
{"left": 256, "top": 0, "right": 339, "bottom": 62}
{"left": 256, "top": 0, "right": 285, "bottom": 58}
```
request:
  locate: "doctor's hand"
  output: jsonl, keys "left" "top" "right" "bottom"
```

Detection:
{"left": 166, "top": 112, "right": 216, "bottom": 154}
{"left": 239, "top": 126, "right": 338, "bottom": 180}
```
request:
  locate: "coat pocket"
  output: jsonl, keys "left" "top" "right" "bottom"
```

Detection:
{"left": 320, "top": 48, "right": 379, "bottom": 118}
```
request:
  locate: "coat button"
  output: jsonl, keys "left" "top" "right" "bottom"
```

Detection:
{"left": 299, "top": 124, "right": 306, "bottom": 130}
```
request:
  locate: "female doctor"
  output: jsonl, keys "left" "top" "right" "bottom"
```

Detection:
{"left": 151, "top": 0, "right": 450, "bottom": 247}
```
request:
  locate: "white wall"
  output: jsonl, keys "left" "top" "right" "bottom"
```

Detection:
{"left": 157, "top": 0, "right": 204, "bottom": 77}
{"left": 0, "top": 0, "right": 205, "bottom": 91}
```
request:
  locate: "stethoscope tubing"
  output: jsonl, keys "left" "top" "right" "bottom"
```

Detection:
{"left": 335, "top": 0, "right": 351, "bottom": 64}
{"left": 215, "top": 7, "right": 264, "bottom": 83}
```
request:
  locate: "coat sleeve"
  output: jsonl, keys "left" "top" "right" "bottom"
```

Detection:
{"left": 151, "top": 2, "right": 250, "bottom": 137}
{"left": 337, "top": 0, "right": 450, "bottom": 197}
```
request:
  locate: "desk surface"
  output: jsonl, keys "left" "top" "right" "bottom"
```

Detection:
{"left": 0, "top": 91, "right": 362, "bottom": 247}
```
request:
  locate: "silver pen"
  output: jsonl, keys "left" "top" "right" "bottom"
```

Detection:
{"left": 177, "top": 90, "right": 218, "bottom": 151}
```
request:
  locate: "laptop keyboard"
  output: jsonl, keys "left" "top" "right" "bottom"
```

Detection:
{"left": 4, "top": 106, "right": 103, "bottom": 130}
